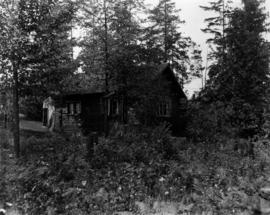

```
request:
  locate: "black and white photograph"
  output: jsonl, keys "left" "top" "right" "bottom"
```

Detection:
{"left": 0, "top": 0, "right": 270, "bottom": 214}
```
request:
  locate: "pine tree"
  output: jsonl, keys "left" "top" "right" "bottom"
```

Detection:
{"left": 224, "top": 0, "right": 269, "bottom": 131}
{"left": 109, "top": 0, "right": 143, "bottom": 86}
{"left": 200, "top": 0, "right": 232, "bottom": 86}
{"left": 17, "top": 0, "right": 77, "bottom": 97}
{"left": 200, "top": 0, "right": 269, "bottom": 134}
{"left": 0, "top": 0, "right": 78, "bottom": 156}
{"left": 145, "top": 0, "right": 202, "bottom": 85}
{"left": 16, "top": 0, "right": 77, "bottom": 119}
{"left": 0, "top": 0, "right": 26, "bottom": 157}
{"left": 79, "top": 0, "right": 116, "bottom": 92}
{"left": 146, "top": 0, "right": 183, "bottom": 62}
{"left": 79, "top": 0, "right": 144, "bottom": 89}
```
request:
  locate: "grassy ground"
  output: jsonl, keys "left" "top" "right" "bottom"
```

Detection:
{"left": 0, "top": 126, "right": 270, "bottom": 214}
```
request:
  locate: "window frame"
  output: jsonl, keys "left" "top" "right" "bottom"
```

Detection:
{"left": 157, "top": 98, "right": 172, "bottom": 117}
{"left": 107, "top": 97, "right": 119, "bottom": 116}
{"left": 67, "top": 101, "right": 81, "bottom": 115}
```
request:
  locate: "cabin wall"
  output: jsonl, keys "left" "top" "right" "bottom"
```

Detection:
{"left": 170, "top": 94, "right": 187, "bottom": 136}
{"left": 157, "top": 70, "right": 187, "bottom": 136}
{"left": 106, "top": 94, "right": 126, "bottom": 132}
{"left": 54, "top": 108, "right": 81, "bottom": 134}
{"left": 81, "top": 95, "right": 104, "bottom": 135}
{"left": 52, "top": 94, "right": 105, "bottom": 135}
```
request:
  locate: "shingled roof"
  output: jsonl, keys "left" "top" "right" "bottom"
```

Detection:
{"left": 60, "top": 63, "right": 186, "bottom": 98}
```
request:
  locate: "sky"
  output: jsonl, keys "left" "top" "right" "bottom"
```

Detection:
{"left": 146, "top": 0, "right": 270, "bottom": 97}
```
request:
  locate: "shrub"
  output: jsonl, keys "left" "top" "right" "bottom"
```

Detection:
{"left": 92, "top": 123, "right": 184, "bottom": 167}
{"left": 8, "top": 124, "right": 270, "bottom": 214}
{"left": 13, "top": 134, "right": 89, "bottom": 214}
{"left": 187, "top": 97, "right": 264, "bottom": 143}
{"left": 187, "top": 100, "right": 244, "bottom": 142}
{"left": 20, "top": 96, "right": 43, "bottom": 121}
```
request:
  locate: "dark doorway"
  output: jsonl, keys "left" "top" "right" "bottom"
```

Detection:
{"left": 43, "top": 108, "right": 48, "bottom": 126}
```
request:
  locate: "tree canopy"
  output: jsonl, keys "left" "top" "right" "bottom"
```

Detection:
{"left": 199, "top": 0, "right": 269, "bottom": 134}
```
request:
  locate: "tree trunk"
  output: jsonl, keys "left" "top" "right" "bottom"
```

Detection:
{"left": 104, "top": 0, "right": 109, "bottom": 135}
{"left": 104, "top": 0, "right": 109, "bottom": 92}
{"left": 13, "top": 63, "right": 20, "bottom": 158}
{"left": 164, "top": 1, "right": 168, "bottom": 62}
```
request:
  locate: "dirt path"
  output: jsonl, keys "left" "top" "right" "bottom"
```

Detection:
{"left": 20, "top": 120, "right": 48, "bottom": 133}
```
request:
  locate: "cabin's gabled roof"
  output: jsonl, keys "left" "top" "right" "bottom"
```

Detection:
{"left": 158, "top": 63, "right": 170, "bottom": 74}
{"left": 57, "top": 63, "right": 186, "bottom": 99}
{"left": 155, "top": 63, "right": 187, "bottom": 99}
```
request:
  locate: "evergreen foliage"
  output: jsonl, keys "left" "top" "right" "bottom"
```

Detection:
{"left": 77, "top": 0, "right": 202, "bottom": 124}
{"left": 17, "top": 0, "right": 78, "bottom": 97}
{"left": 198, "top": 0, "right": 269, "bottom": 135}
{"left": 200, "top": 0, "right": 232, "bottom": 83}
{"left": 145, "top": 0, "right": 203, "bottom": 84}
{"left": 223, "top": 0, "right": 269, "bottom": 131}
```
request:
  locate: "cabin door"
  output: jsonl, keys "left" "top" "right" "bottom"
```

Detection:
{"left": 43, "top": 108, "right": 48, "bottom": 126}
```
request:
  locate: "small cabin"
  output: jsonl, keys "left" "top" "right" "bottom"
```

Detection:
{"left": 42, "top": 63, "right": 187, "bottom": 136}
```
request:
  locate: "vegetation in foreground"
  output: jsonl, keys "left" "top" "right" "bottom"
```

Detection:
{"left": 0, "top": 124, "right": 270, "bottom": 214}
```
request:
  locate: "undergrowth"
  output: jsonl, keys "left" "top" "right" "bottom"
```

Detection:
{"left": 1, "top": 124, "right": 270, "bottom": 214}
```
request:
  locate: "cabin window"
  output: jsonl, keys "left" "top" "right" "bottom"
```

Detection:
{"left": 107, "top": 99, "right": 110, "bottom": 115}
{"left": 67, "top": 102, "right": 81, "bottom": 115}
{"left": 69, "top": 103, "right": 74, "bottom": 115}
{"left": 111, "top": 99, "right": 119, "bottom": 115}
{"left": 74, "top": 103, "right": 81, "bottom": 114}
{"left": 157, "top": 99, "right": 171, "bottom": 117}
{"left": 107, "top": 98, "right": 119, "bottom": 116}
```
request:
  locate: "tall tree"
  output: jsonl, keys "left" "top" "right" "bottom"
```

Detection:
{"left": 146, "top": 0, "right": 184, "bottom": 62}
{"left": 79, "top": 0, "right": 144, "bottom": 89}
{"left": 0, "top": 0, "right": 78, "bottom": 157}
{"left": 200, "top": 0, "right": 232, "bottom": 86}
{"left": 79, "top": 0, "right": 116, "bottom": 91}
{"left": 17, "top": 0, "right": 77, "bottom": 119}
{"left": 0, "top": 0, "right": 26, "bottom": 157}
{"left": 145, "top": 0, "right": 202, "bottom": 85}
{"left": 224, "top": 0, "right": 269, "bottom": 131}
{"left": 17, "top": 0, "right": 77, "bottom": 96}
{"left": 109, "top": 0, "right": 143, "bottom": 85}
{"left": 200, "top": 0, "right": 269, "bottom": 134}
